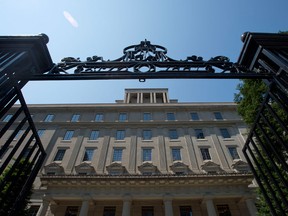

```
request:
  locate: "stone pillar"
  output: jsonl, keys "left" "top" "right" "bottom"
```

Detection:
{"left": 245, "top": 199, "right": 257, "bottom": 216}
{"left": 122, "top": 195, "right": 132, "bottom": 216}
{"left": 36, "top": 195, "right": 50, "bottom": 216}
{"left": 79, "top": 198, "right": 90, "bottom": 216}
{"left": 163, "top": 195, "right": 173, "bottom": 216}
{"left": 204, "top": 199, "right": 217, "bottom": 216}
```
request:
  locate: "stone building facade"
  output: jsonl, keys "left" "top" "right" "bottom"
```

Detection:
{"left": 0, "top": 88, "right": 257, "bottom": 216}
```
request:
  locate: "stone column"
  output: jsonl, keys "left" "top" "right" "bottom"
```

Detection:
{"left": 163, "top": 195, "right": 173, "bottom": 216}
{"left": 204, "top": 199, "right": 217, "bottom": 216}
{"left": 79, "top": 198, "right": 90, "bottom": 216}
{"left": 245, "top": 198, "right": 257, "bottom": 216}
{"left": 36, "top": 195, "right": 50, "bottom": 216}
{"left": 122, "top": 195, "right": 132, "bottom": 216}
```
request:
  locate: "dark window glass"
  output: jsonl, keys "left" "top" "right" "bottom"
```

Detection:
{"left": 167, "top": 113, "right": 176, "bottom": 120}
{"left": 142, "top": 206, "right": 154, "bottom": 216}
{"left": 190, "top": 112, "right": 199, "bottom": 120}
{"left": 214, "top": 112, "right": 223, "bottom": 120}
{"left": 180, "top": 206, "right": 193, "bottom": 216}
{"left": 83, "top": 149, "right": 94, "bottom": 161}
{"left": 195, "top": 129, "right": 204, "bottom": 139}
{"left": 113, "top": 148, "right": 123, "bottom": 162}
{"left": 37, "top": 129, "right": 46, "bottom": 138}
{"left": 2, "top": 114, "right": 13, "bottom": 122}
{"left": 220, "top": 128, "right": 231, "bottom": 138}
{"left": 44, "top": 114, "right": 54, "bottom": 122}
{"left": 216, "top": 205, "right": 231, "bottom": 216}
{"left": 116, "top": 130, "right": 125, "bottom": 140}
{"left": 143, "top": 113, "right": 152, "bottom": 121}
{"left": 54, "top": 149, "right": 66, "bottom": 161}
{"left": 28, "top": 205, "right": 40, "bottom": 216}
{"left": 89, "top": 130, "right": 99, "bottom": 140}
{"left": 71, "top": 114, "right": 80, "bottom": 122}
{"left": 63, "top": 130, "right": 74, "bottom": 140}
{"left": 103, "top": 207, "right": 116, "bottom": 216}
{"left": 200, "top": 148, "right": 211, "bottom": 160}
{"left": 143, "top": 130, "right": 152, "bottom": 140}
{"left": 14, "top": 129, "right": 23, "bottom": 140}
{"left": 143, "top": 148, "right": 152, "bottom": 161}
{"left": 169, "top": 129, "right": 178, "bottom": 139}
{"left": 228, "top": 147, "right": 240, "bottom": 160}
{"left": 95, "top": 113, "right": 104, "bottom": 121}
{"left": 65, "top": 206, "right": 79, "bottom": 216}
{"left": 172, "top": 148, "right": 181, "bottom": 161}
{"left": 119, "top": 113, "right": 127, "bottom": 122}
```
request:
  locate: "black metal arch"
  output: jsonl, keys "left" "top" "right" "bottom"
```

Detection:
{"left": 28, "top": 38, "right": 274, "bottom": 81}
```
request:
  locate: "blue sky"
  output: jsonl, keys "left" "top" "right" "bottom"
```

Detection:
{"left": 1, "top": 0, "right": 288, "bottom": 104}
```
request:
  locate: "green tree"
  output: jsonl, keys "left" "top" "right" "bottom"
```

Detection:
{"left": 234, "top": 79, "right": 288, "bottom": 215}
{"left": 0, "top": 160, "right": 33, "bottom": 215}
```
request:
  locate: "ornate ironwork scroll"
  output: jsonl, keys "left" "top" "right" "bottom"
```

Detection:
{"left": 31, "top": 39, "right": 273, "bottom": 81}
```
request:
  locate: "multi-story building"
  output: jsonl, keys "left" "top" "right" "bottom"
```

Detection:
{"left": 0, "top": 88, "right": 257, "bottom": 216}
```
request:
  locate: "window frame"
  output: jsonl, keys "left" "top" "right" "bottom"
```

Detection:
{"left": 83, "top": 148, "right": 94, "bottom": 161}
{"left": 143, "top": 130, "right": 152, "bottom": 140}
{"left": 89, "top": 130, "right": 100, "bottom": 140}
{"left": 200, "top": 148, "right": 211, "bottom": 160}
{"left": 116, "top": 130, "right": 125, "bottom": 140}
{"left": 227, "top": 146, "right": 240, "bottom": 160}
{"left": 95, "top": 113, "right": 104, "bottom": 122}
{"left": 168, "top": 129, "right": 178, "bottom": 140}
{"left": 195, "top": 129, "right": 205, "bottom": 139}
{"left": 2, "top": 114, "right": 13, "bottom": 122}
{"left": 53, "top": 149, "right": 66, "bottom": 161}
{"left": 118, "top": 113, "right": 127, "bottom": 122}
{"left": 63, "top": 130, "right": 74, "bottom": 140}
{"left": 214, "top": 112, "right": 223, "bottom": 120}
{"left": 71, "top": 114, "right": 80, "bottom": 122}
{"left": 171, "top": 148, "right": 181, "bottom": 161}
{"left": 167, "top": 112, "right": 176, "bottom": 121}
{"left": 112, "top": 148, "right": 123, "bottom": 162}
{"left": 179, "top": 206, "right": 193, "bottom": 216}
{"left": 220, "top": 128, "right": 231, "bottom": 138}
{"left": 143, "top": 112, "right": 152, "bottom": 121}
{"left": 190, "top": 112, "right": 199, "bottom": 121}
{"left": 142, "top": 148, "right": 152, "bottom": 162}
{"left": 37, "top": 129, "right": 46, "bottom": 138}
{"left": 44, "top": 114, "right": 54, "bottom": 122}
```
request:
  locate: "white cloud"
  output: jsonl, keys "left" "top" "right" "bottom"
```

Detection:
{"left": 63, "top": 11, "right": 79, "bottom": 28}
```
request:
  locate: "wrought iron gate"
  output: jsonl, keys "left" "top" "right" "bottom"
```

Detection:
{"left": 0, "top": 32, "right": 287, "bottom": 215}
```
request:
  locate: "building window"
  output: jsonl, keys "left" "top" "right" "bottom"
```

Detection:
{"left": 89, "top": 130, "right": 99, "bottom": 140}
{"left": 83, "top": 149, "right": 94, "bottom": 161}
{"left": 190, "top": 112, "right": 199, "bottom": 120}
{"left": 37, "top": 129, "right": 45, "bottom": 138}
{"left": 220, "top": 128, "right": 231, "bottom": 138}
{"left": 28, "top": 205, "right": 40, "bottom": 216}
{"left": 63, "top": 130, "right": 74, "bottom": 140}
{"left": 200, "top": 148, "right": 211, "bottom": 160}
{"left": 118, "top": 113, "right": 127, "bottom": 122}
{"left": 44, "top": 114, "right": 54, "bottom": 122}
{"left": 116, "top": 130, "right": 125, "bottom": 140}
{"left": 2, "top": 114, "right": 13, "bottom": 122}
{"left": 143, "top": 113, "right": 152, "bottom": 121}
{"left": 142, "top": 206, "right": 154, "bottom": 216}
{"left": 0, "top": 146, "right": 9, "bottom": 160}
{"left": 179, "top": 206, "right": 192, "bottom": 216}
{"left": 112, "top": 148, "right": 123, "bottom": 162}
{"left": 216, "top": 205, "right": 231, "bottom": 216}
{"left": 14, "top": 129, "right": 23, "bottom": 140}
{"left": 54, "top": 149, "right": 66, "bottom": 161}
{"left": 142, "top": 148, "right": 152, "bottom": 162}
{"left": 228, "top": 147, "right": 240, "bottom": 160}
{"left": 172, "top": 148, "right": 181, "bottom": 161}
{"left": 95, "top": 113, "right": 104, "bottom": 121}
{"left": 71, "top": 114, "right": 80, "bottom": 122}
{"left": 65, "top": 206, "right": 79, "bottom": 216}
{"left": 214, "top": 112, "right": 223, "bottom": 120}
{"left": 167, "top": 112, "right": 176, "bottom": 121}
{"left": 143, "top": 130, "right": 152, "bottom": 140}
{"left": 195, "top": 129, "right": 205, "bottom": 139}
{"left": 169, "top": 129, "right": 178, "bottom": 139}
{"left": 103, "top": 206, "right": 116, "bottom": 216}
{"left": 23, "top": 147, "right": 32, "bottom": 159}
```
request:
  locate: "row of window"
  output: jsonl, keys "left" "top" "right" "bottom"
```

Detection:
{"left": 27, "top": 128, "right": 232, "bottom": 141}
{"left": 2, "top": 112, "right": 225, "bottom": 123}
{"left": 53, "top": 146, "right": 240, "bottom": 162}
